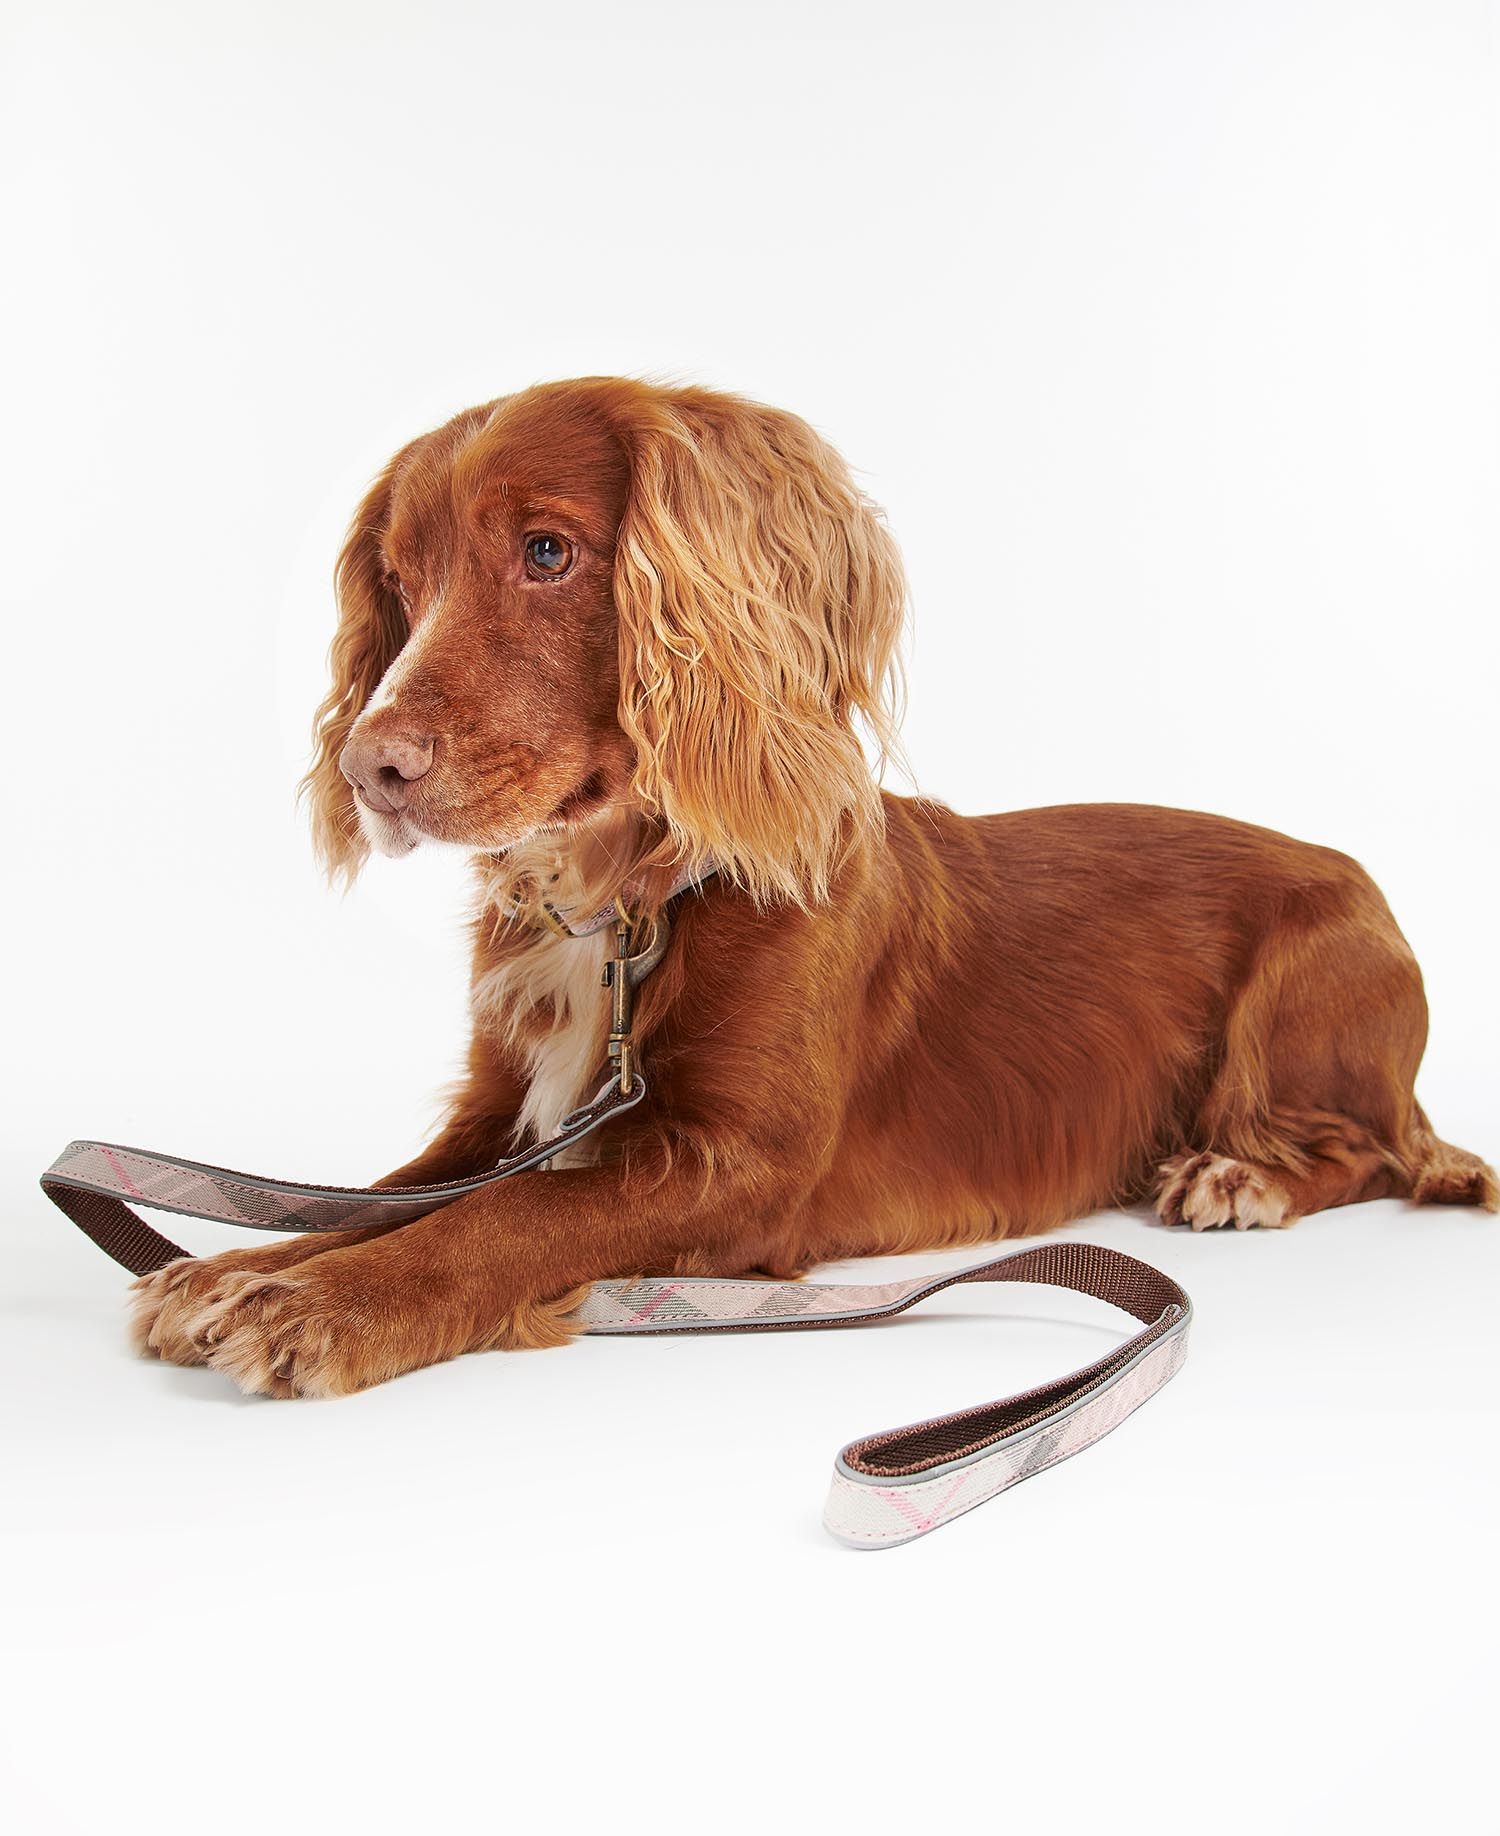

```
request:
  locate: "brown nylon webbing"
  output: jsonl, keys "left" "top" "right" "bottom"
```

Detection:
{"left": 40, "top": 1102, "right": 1191, "bottom": 1499}
{"left": 45, "top": 1180, "right": 195, "bottom": 1281}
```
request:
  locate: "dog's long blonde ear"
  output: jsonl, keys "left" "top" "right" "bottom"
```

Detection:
{"left": 301, "top": 460, "right": 408, "bottom": 884}
{"left": 614, "top": 394, "right": 907, "bottom": 906}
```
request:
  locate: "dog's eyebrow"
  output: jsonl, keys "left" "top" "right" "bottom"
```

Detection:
{"left": 515, "top": 494, "right": 586, "bottom": 523}
{"left": 485, "top": 491, "right": 611, "bottom": 542}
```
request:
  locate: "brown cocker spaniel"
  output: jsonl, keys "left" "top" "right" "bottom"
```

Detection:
{"left": 131, "top": 377, "right": 1498, "bottom": 1396}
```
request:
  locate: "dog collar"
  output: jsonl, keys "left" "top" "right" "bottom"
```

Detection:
{"left": 535, "top": 860, "right": 719, "bottom": 941}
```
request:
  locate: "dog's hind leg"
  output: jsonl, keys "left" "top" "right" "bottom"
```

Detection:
{"left": 1155, "top": 868, "right": 1497, "bottom": 1230}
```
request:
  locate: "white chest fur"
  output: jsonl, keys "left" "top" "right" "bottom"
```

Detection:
{"left": 470, "top": 927, "right": 612, "bottom": 1160}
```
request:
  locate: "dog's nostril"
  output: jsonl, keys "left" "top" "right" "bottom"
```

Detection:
{"left": 379, "top": 736, "right": 436, "bottom": 784}
{"left": 338, "top": 731, "right": 436, "bottom": 813}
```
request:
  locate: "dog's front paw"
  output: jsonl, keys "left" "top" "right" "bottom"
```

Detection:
{"left": 191, "top": 1250, "right": 461, "bottom": 1398}
{"left": 187, "top": 1266, "right": 363, "bottom": 1398}
{"left": 1155, "top": 1151, "right": 1294, "bottom": 1231}
{"left": 129, "top": 1238, "right": 335, "bottom": 1367}
{"left": 130, "top": 1257, "right": 210, "bottom": 1364}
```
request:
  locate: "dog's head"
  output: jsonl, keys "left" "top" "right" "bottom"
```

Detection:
{"left": 305, "top": 378, "right": 906, "bottom": 906}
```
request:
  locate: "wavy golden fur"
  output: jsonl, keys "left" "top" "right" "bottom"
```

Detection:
{"left": 612, "top": 388, "right": 906, "bottom": 905}
{"left": 133, "top": 376, "right": 1497, "bottom": 1398}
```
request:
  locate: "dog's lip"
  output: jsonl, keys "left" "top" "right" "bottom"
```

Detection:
{"left": 357, "top": 800, "right": 423, "bottom": 857}
{"left": 353, "top": 782, "right": 394, "bottom": 817}
{"left": 464, "top": 773, "right": 615, "bottom": 855}
{"left": 366, "top": 770, "right": 616, "bottom": 860}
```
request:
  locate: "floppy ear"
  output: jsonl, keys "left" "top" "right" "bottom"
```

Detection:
{"left": 613, "top": 394, "right": 907, "bottom": 906}
{"left": 302, "top": 459, "right": 408, "bottom": 884}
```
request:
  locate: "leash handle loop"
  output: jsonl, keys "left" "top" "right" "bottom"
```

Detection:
{"left": 575, "top": 1241, "right": 1190, "bottom": 1548}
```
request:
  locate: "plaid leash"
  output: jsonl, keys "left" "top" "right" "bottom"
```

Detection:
{"left": 40, "top": 1090, "right": 1191, "bottom": 1548}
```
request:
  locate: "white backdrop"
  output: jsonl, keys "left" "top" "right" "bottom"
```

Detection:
{"left": 3, "top": 3, "right": 1496, "bottom": 1832}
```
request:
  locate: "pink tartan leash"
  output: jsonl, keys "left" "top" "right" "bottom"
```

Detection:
{"left": 40, "top": 1077, "right": 1192, "bottom": 1549}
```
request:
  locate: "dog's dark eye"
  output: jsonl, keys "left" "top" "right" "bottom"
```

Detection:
{"left": 524, "top": 533, "right": 574, "bottom": 580}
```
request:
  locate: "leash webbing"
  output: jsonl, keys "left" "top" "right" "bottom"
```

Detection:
{"left": 41, "top": 1076, "right": 647, "bottom": 1276}
{"left": 39, "top": 1083, "right": 1191, "bottom": 1548}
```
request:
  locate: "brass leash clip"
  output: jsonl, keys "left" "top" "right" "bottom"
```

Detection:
{"left": 603, "top": 911, "right": 638, "bottom": 1094}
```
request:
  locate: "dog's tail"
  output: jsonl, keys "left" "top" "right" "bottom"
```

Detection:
{"left": 1405, "top": 1106, "right": 1500, "bottom": 1210}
